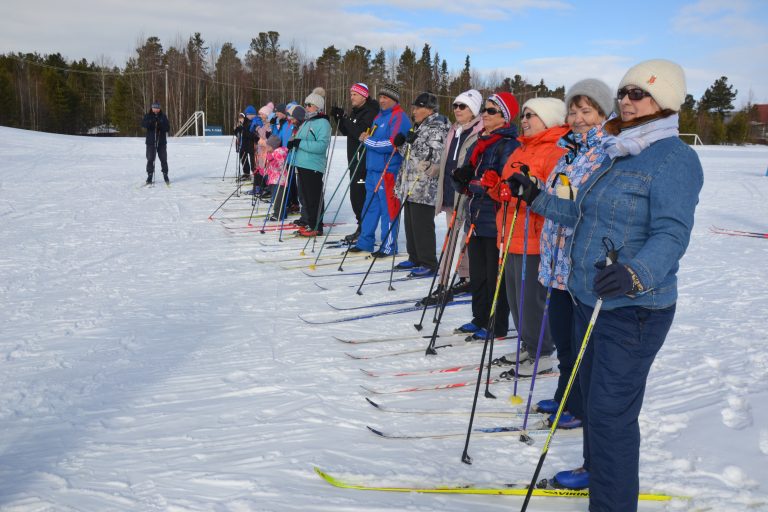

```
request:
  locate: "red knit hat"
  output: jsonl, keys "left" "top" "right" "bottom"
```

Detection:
{"left": 350, "top": 83, "right": 369, "bottom": 99}
{"left": 487, "top": 92, "right": 519, "bottom": 123}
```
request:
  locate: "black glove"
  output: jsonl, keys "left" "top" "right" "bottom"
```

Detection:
{"left": 593, "top": 263, "right": 643, "bottom": 298}
{"left": 405, "top": 131, "right": 418, "bottom": 144}
{"left": 287, "top": 139, "right": 301, "bottom": 151}
{"left": 507, "top": 172, "right": 540, "bottom": 204}
{"left": 451, "top": 164, "right": 474, "bottom": 189}
{"left": 330, "top": 106, "right": 345, "bottom": 120}
{"left": 393, "top": 133, "right": 406, "bottom": 147}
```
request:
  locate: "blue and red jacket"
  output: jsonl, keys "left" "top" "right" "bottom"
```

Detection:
{"left": 363, "top": 104, "right": 412, "bottom": 176}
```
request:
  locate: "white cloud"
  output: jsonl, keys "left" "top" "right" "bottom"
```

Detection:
{"left": 672, "top": 0, "right": 763, "bottom": 40}
{"left": 485, "top": 55, "right": 631, "bottom": 91}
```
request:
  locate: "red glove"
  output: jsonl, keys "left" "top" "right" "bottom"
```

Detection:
{"left": 479, "top": 170, "right": 500, "bottom": 188}
{"left": 499, "top": 183, "right": 512, "bottom": 202}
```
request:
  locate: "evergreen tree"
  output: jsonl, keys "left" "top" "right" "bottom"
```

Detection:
{"left": 370, "top": 48, "right": 387, "bottom": 91}
{"left": 396, "top": 46, "right": 417, "bottom": 103}
{"left": 726, "top": 111, "right": 749, "bottom": 144}
{"left": 699, "top": 76, "right": 737, "bottom": 116}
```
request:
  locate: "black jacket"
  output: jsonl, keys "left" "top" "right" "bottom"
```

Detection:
{"left": 338, "top": 98, "right": 379, "bottom": 171}
{"left": 141, "top": 111, "right": 170, "bottom": 146}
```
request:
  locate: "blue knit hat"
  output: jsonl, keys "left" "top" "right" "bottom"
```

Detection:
{"left": 244, "top": 105, "right": 257, "bottom": 116}
{"left": 151, "top": 101, "right": 161, "bottom": 109}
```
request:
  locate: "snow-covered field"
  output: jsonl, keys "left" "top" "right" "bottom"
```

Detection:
{"left": 0, "top": 126, "right": 767, "bottom": 511}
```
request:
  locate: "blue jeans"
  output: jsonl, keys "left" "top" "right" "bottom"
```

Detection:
{"left": 574, "top": 300, "right": 675, "bottom": 512}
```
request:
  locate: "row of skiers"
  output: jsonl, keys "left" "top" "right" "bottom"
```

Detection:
{"left": 261, "top": 59, "right": 701, "bottom": 512}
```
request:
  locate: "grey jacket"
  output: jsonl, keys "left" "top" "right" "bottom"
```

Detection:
{"left": 396, "top": 112, "right": 450, "bottom": 206}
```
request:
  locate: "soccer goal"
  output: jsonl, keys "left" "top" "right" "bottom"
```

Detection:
{"left": 174, "top": 111, "right": 207, "bottom": 137}
{"left": 679, "top": 133, "right": 703, "bottom": 145}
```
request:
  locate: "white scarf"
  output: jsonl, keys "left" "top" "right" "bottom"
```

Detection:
{"left": 602, "top": 113, "right": 680, "bottom": 159}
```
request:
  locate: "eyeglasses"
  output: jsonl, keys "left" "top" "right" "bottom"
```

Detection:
{"left": 481, "top": 107, "right": 502, "bottom": 116}
{"left": 521, "top": 112, "right": 538, "bottom": 120}
{"left": 617, "top": 87, "right": 651, "bottom": 101}
{"left": 452, "top": 103, "right": 468, "bottom": 111}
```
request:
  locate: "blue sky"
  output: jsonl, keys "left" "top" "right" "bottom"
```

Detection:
{"left": 2, "top": 0, "right": 767, "bottom": 105}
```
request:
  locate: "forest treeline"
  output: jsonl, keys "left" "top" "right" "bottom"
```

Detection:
{"left": 0, "top": 31, "right": 761, "bottom": 144}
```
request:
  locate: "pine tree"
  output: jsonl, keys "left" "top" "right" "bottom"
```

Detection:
{"left": 699, "top": 76, "right": 737, "bottom": 116}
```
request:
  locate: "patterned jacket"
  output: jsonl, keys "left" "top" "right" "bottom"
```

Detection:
{"left": 396, "top": 112, "right": 450, "bottom": 206}
{"left": 537, "top": 125, "right": 609, "bottom": 290}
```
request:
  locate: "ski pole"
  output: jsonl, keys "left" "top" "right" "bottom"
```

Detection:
{"left": 383, "top": 139, "right": 415, "bottom": 289}
{"left": 414, "top": 194, "right": 466, "bottom": 331}
{"left": 519, "top": 239, "right": 615, "bottom": 511}
{"left": 256, "top": 149, "right": 293, "bottom": 230}
{"left": 208, "top": 182, "right": 243, "bottom": 220}
{"left": 337, "top": 146, "right": 398, "bottom": 272}
{"left": 309, "top": 126, "right": 377, "bottom": 263}
{"left": 424, "top": 214, "right": 477, "bottom": 355}
{"left": 460, "top": 195, "right": 522, "bottom": 466}
{"left": 304, "top": 122, "right": 341, "bottom": 254}
{"left": 222, "top": 133, "right": 236, "bottom": 181}
{"left": 516, "top": 173, "right": 572, "bottom": 420}
{"left": 301, "top": 125, "right": 370, "bottom": 256}
{"left": 354, "top": 170, "right": 421, "bottom": 295}
{"left": 277, "top": 160, "right": 298, "bottom": 242}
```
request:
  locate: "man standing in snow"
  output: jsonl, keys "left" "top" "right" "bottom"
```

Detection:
{"left": 141, "top": 101, "right": 171, "bottom": 185}
{"left": 330, "top": 83, "right": 380, "bottom": 244}
{"left": 349, "top": 83, "right": 411, "bottom": 257}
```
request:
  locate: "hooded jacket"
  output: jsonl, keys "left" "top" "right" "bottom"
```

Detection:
{"left": 488, "top": 124, "right": 570, "bottom": 254}
{"left": 395, "top": 111, "right": 450, "bottom": 205}
{"left": 363, "top": 104, "right": 411, "bottom": 176}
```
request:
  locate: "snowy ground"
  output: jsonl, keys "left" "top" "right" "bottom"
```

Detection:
{"left": 0, "top": 126, "right": 767, "bottom": 511}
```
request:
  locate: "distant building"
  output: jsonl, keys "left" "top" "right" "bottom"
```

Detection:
{"left": 86, "top": 124, "right": 120, "bottom": 137}
{"left": 750, "top": 105, "right": 768, "bottom": 144}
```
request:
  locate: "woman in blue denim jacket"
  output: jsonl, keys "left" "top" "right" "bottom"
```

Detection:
{"left": 510, "top": 60, "right": 704, "bottom": 512}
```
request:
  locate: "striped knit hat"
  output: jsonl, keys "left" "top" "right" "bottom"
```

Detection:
{"left": 379, "top": 83, "right": 400, "bottom": 102}
{"left": 350, "top": 83, "right": 369, "bottom": 98}
{"left": 487, "top": 92, "right": 519, "bottom": 123}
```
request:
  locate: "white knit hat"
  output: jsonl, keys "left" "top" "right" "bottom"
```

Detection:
{"left": 304, "top": 87, "right": 326, "bottom": 111}
{"left": 521, "top": 97, "right": 566, "bottom": 128}
{"left": 618, "top": 59, "right": 686, "bottom": 111}
{"left": 453, "top": 89, "right": 483, "bottom": 116}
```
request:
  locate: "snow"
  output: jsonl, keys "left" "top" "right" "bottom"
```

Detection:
{"left": 0, "top": 126, "right": 767, "bottom": 511}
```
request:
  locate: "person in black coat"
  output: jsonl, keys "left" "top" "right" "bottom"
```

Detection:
{"left": 141, "top": 101, "right": 171, "bottom": 184}
{"left": 330, "top": 83, "right": 379, "bottom": 243}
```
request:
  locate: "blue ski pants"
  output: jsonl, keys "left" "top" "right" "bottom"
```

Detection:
{"left": 575, "top": 300, "right": 675, "bottom": 512}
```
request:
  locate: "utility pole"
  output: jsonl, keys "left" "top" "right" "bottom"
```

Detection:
{"left": 164, "top": 65, "right": 169, "bottom": 120}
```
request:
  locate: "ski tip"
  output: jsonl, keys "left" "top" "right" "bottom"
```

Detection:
{"left": 359, "top": 368, "right": 376, "bottom": 377}
{"left": 509, "top": 395, "right": 524, "bottom": 406}
{"left": 364, "top": 397, "right": 381, "bottom": 408}
{"left": 359, "top": 385, "right": 376, "bottom": 394}
{"left": 519, "top": 432, "right": 534, "bottom": 445}
{"left": 366, "top": 426, "right": 385, "bottom": 437}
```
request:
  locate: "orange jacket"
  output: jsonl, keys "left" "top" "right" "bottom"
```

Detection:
{"left": 487, "top": 124, "right": 569, "bottom": 254}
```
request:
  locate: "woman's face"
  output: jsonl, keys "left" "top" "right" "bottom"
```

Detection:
{"left": 568, "top": 98, "right": 606, "bottom": 135}
{"left": 521, "top": 108, "right": 546, "bottom": 137}
{"left": 618, "top": 85, "right": 661, "bottom": 122}
{"left": 481, "top": 101, "right": 505, "bottom": 132}
{"left": 453, "top": 102, "right": 474, "bottom": 124}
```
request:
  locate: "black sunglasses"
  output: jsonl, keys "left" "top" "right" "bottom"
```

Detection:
{"left": 452, "top": 103, "right": 468, "bottom": 110}
{"left": 481, "top": 107, "right": 502, "bottom": 116}
{"left": 521, "top": 112, "right": 538, "bottom": 120}
{"left": 617, "top": 87, "right": 651, "bottom": 101}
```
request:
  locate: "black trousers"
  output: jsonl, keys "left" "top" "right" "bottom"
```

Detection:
{"left": 297, "top": 167, "right": 324, "bottom": 232}
{"left": 467, "top": 235, "right": 509, "bottom": 336}
{"left": 146, "top": 144, "right": 168, "bottom": 175}
{"left": 403, "top": 201, "right": 437, "bottom": 270}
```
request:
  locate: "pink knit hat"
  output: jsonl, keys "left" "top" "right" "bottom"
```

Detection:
{"left": 350, "top": 83, "right": 369, "bottom": 99}
{"left": 258, "top": 102, "right": 275, "bottom": 116}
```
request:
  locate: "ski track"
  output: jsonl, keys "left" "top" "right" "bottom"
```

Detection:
{"left": 0, "top": 127, "right": 766, "bottom": 511}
